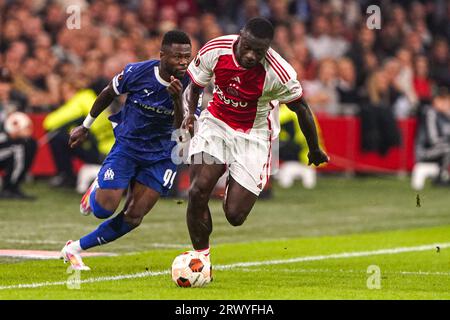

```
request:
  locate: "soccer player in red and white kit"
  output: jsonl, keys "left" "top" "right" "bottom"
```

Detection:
{"left": 181, "top": 18, "right": 329, "bottom": 259}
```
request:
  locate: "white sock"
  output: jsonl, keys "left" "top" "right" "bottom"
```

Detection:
{"left": 68, "top": 240, "right": 83, "bottom": 253}
{"left": 196, "top": 247, "right": 210, "bottom": 256}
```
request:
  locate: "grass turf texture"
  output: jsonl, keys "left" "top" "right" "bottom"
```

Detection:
{"left": 0, "top": 176, "right": 449, "bottom": 299}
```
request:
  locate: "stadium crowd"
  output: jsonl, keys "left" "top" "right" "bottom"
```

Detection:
{"left": 0, "top": 0, "right": 449, "bottom": 195}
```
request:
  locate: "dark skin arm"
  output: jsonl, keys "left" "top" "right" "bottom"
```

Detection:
{"left": 286, "top": 96, "right": 329, "bottom": 166}
{"left": 69, "top": 76, "right": 184, "bottom": 148}
{"left": 68, "top": 82, "right": 117, "bottom": 148}
{"left": 181, "top": 81, "right": 203, "bottom": 136}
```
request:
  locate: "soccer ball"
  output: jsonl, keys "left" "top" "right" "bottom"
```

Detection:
{"left": 4, "top": 112, "right": 33, "bottom": 139}
{"left": 171, "top": 251, "right": 212, "bottom": 287}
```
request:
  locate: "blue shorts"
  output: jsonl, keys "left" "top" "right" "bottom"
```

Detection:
{"left": 97, "top": 144, "right": 177, "bottom": 196}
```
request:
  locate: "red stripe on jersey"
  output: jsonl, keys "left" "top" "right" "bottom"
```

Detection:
{"left": 200, "top": 45, "right": 233, "bottom": 56}
{"left": 186, "top": 69, "right": 206, "bottom": 88}
{"left": 200, "top": 41, "right": 233, "bottom": 54}
{"left": 266, "top": 52, "right": 290, "bottom": 83}
{"left": 199, "top": 40, "right": 233, "bottom": 54}
{"left": 267, "top": 51, "right": 290, "bottom": 81}
{"left": 203, "top": 38, "right": 234, "bottom": 47}
{"left": 266, "top": 57, "right": 288, "bottom": 84}
{"left": 266, "top": 53, "right": 289, "bottom": 83}
{"left": 266, "top": 105, "right": 275, "bottom": 182}
{"left": 266, "top": 135, "right": 272, "bottom": 185}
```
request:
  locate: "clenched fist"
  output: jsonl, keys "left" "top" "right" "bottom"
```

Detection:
{"left": 307, "top": 149, "right": 329, "bottom": 166}
{"left": 68, "top": 125, "right": 89, "bottom": 148}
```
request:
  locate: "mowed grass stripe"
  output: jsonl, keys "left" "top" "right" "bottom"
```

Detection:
{"left": 1, "top": 241, "right": 448, "bottom": 291}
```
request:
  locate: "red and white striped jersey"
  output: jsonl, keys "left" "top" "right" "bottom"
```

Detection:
{"left": 187, "top": 35, "right": 303, "bottom": 135}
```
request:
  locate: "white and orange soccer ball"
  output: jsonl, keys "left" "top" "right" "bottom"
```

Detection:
{"left": 171, "top": 251, "right": 212, "bottom": 288}
{"left": 4, "top": 112, "right": 33, "bottom": 139}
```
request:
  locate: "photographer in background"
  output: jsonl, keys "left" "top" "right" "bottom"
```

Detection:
{"left": 415, "top": 88, "right": 450, "bottom": 186}
{"left": 0, "top": 67, "right": 37, "bottom": 200}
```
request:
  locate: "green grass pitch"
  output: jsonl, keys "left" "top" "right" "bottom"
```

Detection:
{"left": 0, "top": 176, "right": 449, "bottom": 299}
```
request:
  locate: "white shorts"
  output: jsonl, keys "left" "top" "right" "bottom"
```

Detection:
{"left": 188, "top": 110, "right": 272, "bottom": 196}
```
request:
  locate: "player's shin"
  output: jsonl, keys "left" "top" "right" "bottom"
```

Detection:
{"left": 79, "top": 212, "right": 135, "bottom": 250}
{"left": 89, "top": 188, "right": 115, "bottom": 219}
{"left": 186, "top": 205, "right": 213, "bottom": 251}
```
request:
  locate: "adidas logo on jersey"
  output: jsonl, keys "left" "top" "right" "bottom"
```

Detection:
{"left": 104, "top": 168, "right": 115, "bottom": 181}
{"left": 231, "top": 76, "right": 241, "bottom": 83}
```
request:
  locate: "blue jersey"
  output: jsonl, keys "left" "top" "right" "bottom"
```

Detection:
{"left": 110, "top": 59, "right": 198, "bottom": 162}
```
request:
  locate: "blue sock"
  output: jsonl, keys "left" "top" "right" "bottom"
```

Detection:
{"left": 79, "top": 213, "right": 135, "bottom": 250}
{"left": 89, "top": 188, "right": 114, "bottom": 219}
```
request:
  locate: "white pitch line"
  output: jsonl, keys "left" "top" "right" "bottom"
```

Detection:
{"left": 0, "top": 270, "right": 169, "bottom": 290}
{"left": 213, "top": 242, "right": 450, "bottom": 270}
{"left": 238, "top": 268, "right": 450, "bottom": 277}
{"left": 0, "top": 242, "right": 448, "bottom": 291}
{"left": 0, "top": 239, "right": 63, "bottom": 245}
{"left": 0, "top": 239, "right": 188, "bottom": 249}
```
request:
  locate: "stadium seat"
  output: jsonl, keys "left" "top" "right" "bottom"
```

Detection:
{"left": 411, "top": 162, "right": 440, "bottom": 190}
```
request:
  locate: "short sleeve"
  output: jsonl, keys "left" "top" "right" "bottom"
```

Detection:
{"left": 186, "top": 51, "right": 216, "bottom": 88}
{"left": 266, "top": 49, "right": 303, "bottom": 104}
{"left": 112, "top": 63, "right": 136, "bottom": 95}
{"left": 276, "top": 78, "right": 303, "bottom": 104}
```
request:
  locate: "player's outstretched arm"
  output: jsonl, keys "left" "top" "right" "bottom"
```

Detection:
{"left": 181, "top": 81, "right": 202, "bottom": 136}
{"left": 68, "top": 82, "right": 117, "bottom": 149}
{"left": 286, "top": 96, "right": 329, "bottom": 166}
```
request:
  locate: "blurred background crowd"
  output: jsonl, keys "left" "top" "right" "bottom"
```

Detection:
{"left": 1, "top": 0, "right": 448, "bottom": 111}
{"left": 0, "top": 0, "right": 449, "bottom": 198}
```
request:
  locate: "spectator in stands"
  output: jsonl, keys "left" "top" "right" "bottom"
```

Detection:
{"left": 359, "top": 70, "right": 402, "bottom": 156}
{"left": 288, "top": 0, "right": 311, "bottom": 22}
{"left": 0, "top": 67, "right": 37, "bottom": 200}
{"left": 379, "top": 20, "right": 403, "bottom": 57}
{"left": 273, "top": 23, "right": 294, "bottom": 60}
{"left": 346, "top": 26, "right": 379, "bottom": 88}
{"left": 415, "top": 88, "right": 450, "bottom": 186}
{"left": 43, "top": 79, "right": 114, "bottom": 188}
{"left": 306, "top": 15, "right": 345, "bottom": 60}
{"left": 14, "top": 57, "right": 60, "bottom": 111}
{"left": 0, "top": 0, "right": 448, "bottom": 182}
{"left": 291, "top": 41, "right": 317, "bottom": 80}
{"left": 267, "top": 0, "right": 291, "bottom": 27}
{"left": 329, "top": 14, "right": 350, "bottom": 57}
{"left": 429, "top": 38, "right": 450, "bottom": 88}
{"left": 302, "top": 58, "right": 339, "bottom": 115}
{"left": 413, "top": 55, "right": 433, "bottom": 109}
{"left": 393, "top": 47, "right": 418, "bottom": 118}
{"left": 382, "top": 56, "right": 415, "bottom": 119}
{"left": 336, "top": 57, "right": 360, "bottom": 115}
{"left": 235, "top": 0, "right": 270, "bottom": 31}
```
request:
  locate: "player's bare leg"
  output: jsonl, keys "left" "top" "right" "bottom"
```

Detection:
{"left": 80, "top": 178, "right": 125, "bottom": 218}
{"left": 222, "top": 176, "right": 258, "bottom": 226}
{"left": 187, "top": 153, "right": 226, "bottom": 250}
{"left": 122, "top": 181, "right": 160, "bottom": 228}
{"left": 94, "top": 189, "right": 126, "bottom": 213}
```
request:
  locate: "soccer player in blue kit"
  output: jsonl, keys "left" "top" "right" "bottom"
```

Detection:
{"left": 60, "top": 31, "right": 196, "bottom": 270}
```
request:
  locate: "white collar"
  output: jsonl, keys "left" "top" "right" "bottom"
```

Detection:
{"left": 155, "top": 66, "right": 170, "bottom": 86}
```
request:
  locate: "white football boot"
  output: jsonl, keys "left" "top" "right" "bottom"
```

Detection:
{"left": 60, "top": 240, "right": 91, "bottom": 271}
